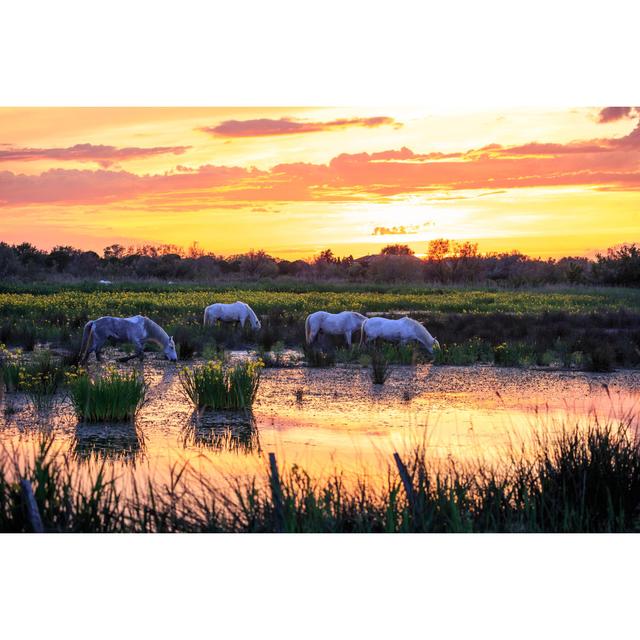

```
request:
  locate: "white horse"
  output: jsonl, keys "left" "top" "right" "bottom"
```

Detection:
{"left": 305, "top": 311, "right": 367, "bottom": 349}
{"left": 79, "top": 315, "right": 177, "bottom": 363}
{"left": 203, "top": 301, "right": 262, "bottom": 331}
{"left": 360, "top": 316, "right": 440, "bottom": 354}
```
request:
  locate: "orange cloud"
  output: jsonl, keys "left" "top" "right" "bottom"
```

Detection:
{"left": 597, "top": 107, "right": 639, "bottom": 123}
{"left": 200, "top": 116, "right": 399, "bottom": 137}
{"left": 4, "top": 120, "right": 640, "bottom": 207}
{"left": 0, "top": 143, "right": 190, "bottom": 168}
{"left": 372, "top": 224, "right": 428, "bottom": 235}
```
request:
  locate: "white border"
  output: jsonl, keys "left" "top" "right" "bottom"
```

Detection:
{"left": 2, "top": 1, "right": 640, "bottom": 638}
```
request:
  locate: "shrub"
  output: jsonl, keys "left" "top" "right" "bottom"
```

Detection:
{"left": 493, "top": 342, "right": 535, "bottom": 367}
{"left": 433, "top": 337, "right": 493, "bottom": 366}
{"left": 0, "top": 345, "right": 24, "bottom": 392}
{"left": 370, "top": 349, "right": 390, "bottom": 385}
{"left": 0, "top": 348, "right": 66, "bottom": 399}
{"left": 255, "top": 341, "right": 288, "bottom": 368}
{"left": 68, "top": 368, "right": 147, "bottom": 422}
{"left": 302, "top": 345, "right": 336, "bottom": 367}
{"left": 20, "top": 366, "right": 64, "bottom": 412}
{"left": 180, "top": 360, "right": 263, "bottom": 410}
{"left": 172, "top": 325, "right": 204, "bottom": 359}
{"left": 584, "top": 343, "right": 615, "bottom": 372}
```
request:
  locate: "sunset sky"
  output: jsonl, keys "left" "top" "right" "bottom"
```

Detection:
{"left": 0, "top": 106, "right": 638, "bottom": 259}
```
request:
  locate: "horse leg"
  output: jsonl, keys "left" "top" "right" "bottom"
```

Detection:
{"left": 117, "top": 341, "right": 144, "bottom": 363}
{"left": 92, "top": 336, "right": 103, "bottom": 362}
{"left": 344, "top": 331, "right": 352, "bottom": 349}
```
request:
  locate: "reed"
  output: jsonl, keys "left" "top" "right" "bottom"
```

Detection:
{"left": 68, "top": 368, "right": 146, "bottom": 422}
{"left": 180, "top": 360, "right": 263, "bottom": 410}
{"left": 2, "top": 418, "right": 640, "bottom": 532}
{"left": 369, "top": 349, "right": 390, "bottom": 385}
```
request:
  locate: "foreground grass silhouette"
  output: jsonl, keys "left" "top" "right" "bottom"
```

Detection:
{"left": 2, "top": 418, "right": 640, "bottom": 532}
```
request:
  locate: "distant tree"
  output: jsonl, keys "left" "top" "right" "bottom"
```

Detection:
{"left": 187, "top": 241, "right": 205, "bottom": 258}
{"left": 452, "top": 241, "right": 478, "bottom": 259}
{"left": 381, "top": 244, "right": 414, "bottom": 256}
{"left": 14, "top": 242, "right": 44, "bottom": 266}
{"left": 48, "top": 245, "right": 80, "bottom": 272}
{"left": 368, "top": 254, "right": 423, "bottom": 283}
{"left": 315, "top": 249, "right": 337, "bottom": 265}
{"left": 593, "top": 243, "right": 640, "bottom": 286}
{"left": 0, "top": 242, "right": 19, "bottom": 276}
{"left": 426, "top": 238, "right": 450, "bottom": 261}
{"left": 103, "top": 244, "right": 126, "bottom": 260}
{"left": 235, "top": 250, "right": 278, "bottom": 278}
{"left": 70, "top": 251, "right": 101, "bottom": 277}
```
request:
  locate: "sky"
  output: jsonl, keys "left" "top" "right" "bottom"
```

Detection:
{"left": 0, "top": 106, "right": 639, "bottom": 259}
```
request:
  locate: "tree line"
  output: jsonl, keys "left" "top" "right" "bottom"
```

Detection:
{"left": 0, "top": 239, "right": 638, "bottom": 286}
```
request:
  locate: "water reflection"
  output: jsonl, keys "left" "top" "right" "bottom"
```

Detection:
{"left": 1, "top": 361, "right": 639, "bottom": 495}
{"left": 74, "top": 422, "right": 146, "bottom": 464}
{"left": 183, "top": 410, "right": 260, "bottom": 454}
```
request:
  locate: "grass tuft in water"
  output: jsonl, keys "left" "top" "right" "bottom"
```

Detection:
{"left": 302, "top": 345, "right": 336, "bottom": 367}
{"left": 369, "top": 349, "right": 390, "bottom": 385}
{"left": 68, "top": 368, "right": 147, "bottom": 422}
{"left": 180, "top": 360, "right": 263, "bottom": 410}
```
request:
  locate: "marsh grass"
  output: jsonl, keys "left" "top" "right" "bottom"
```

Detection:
{"left": 0, "top": 349, "right": 67, "bottom": 410}
{"left": 180, "top": 360, "right": 263, "bottom": 410}
{"left": 370, "top": 350, "right": 390, "bottom": 385}
{"left": 255, "top": 341, "right": 290, "bottom": 368}
{"left": 433, "top": 337, "right": 494, "bottom": 366}
{"left": 68, "top": 368, "right": 147, "bottom": 422}
{"left": 493, "top": 342, "right": 537, "bottom": 367}
{"left": 302, "top": 345, "right": 336, "bottom": 367}
{"left": 2, "top": 418, "right": 640, "bottom": 532}
{"left": 172, "top": 325, "right": 205, "bottom": 359}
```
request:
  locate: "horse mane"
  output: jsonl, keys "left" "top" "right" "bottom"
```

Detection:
{"left": 405, "top": 317, "right": 434, "bottom": 344}
{"left": 143, "top": 316, "right": 170, "bottom": 346}
{"left": 242, "top": 302, "right": 258, "bottom": 324}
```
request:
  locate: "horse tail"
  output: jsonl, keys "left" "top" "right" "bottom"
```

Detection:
{"left": 79, "top": 320, "right": 94, "bottom": 362}
{"left": 305, "top": 314, "right": 312, "bottom": 344}
{"left": 359, "top": 318, "right": 368, "bottom": 349}
{"left": 203, "top": 307, "right": 209, "bottom": 327}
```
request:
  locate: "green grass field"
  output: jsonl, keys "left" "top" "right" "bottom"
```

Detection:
{"left": 1, "top": 282, "right": 639, "bottom": 322}
{"left": 1, "top": 282, "right": 639, "bottom": 370}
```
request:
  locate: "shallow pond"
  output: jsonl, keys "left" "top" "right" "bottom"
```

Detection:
{"left": 2, "top": 356, "right": 639, "bottom": 492}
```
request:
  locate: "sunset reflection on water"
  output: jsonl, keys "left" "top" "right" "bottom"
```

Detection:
{"left": 1, "top": 362, "right": 638, "bottom": 494}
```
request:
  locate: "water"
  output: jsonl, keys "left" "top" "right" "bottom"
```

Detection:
{"left": 2, "top": 357, "right": 639, "bottom": 492}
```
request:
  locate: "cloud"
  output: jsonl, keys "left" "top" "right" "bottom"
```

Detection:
{"left": 597, "top": 107, "right": 639, "bottom": 123}
{"left": 0, "top": 164, "right": 258, "bottom": 205}
{"left": 465, "top": 121, "right": 640, "bottom": 158}
{"left": 5, "top": 120, "right": 640, "bottom": 207}
{"left": 0, "top": 143, "right": 190, "bottom": 167}
{"left": 200, "top": 116, "right": 399, "bottom": 137}
{"left": 372, "top": 225, "right": 419, "bottom": 236}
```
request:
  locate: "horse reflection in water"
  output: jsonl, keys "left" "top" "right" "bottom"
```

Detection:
{"left": 74, "top": 422, "right": 146, "bottom": 464}
{"left": 183, "top": 410, "right": 260, "bottom": 454}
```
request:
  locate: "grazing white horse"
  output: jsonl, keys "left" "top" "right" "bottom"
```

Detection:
{"left": 79, "top": 315, "right": 177, "bottom": 363}
{"left": 360, "top": 316, "right": 440, "bottom": 354}
{"left": 203, "top": 301, "right": 262, "bottom": 331}
{"left": 305, "top": 311, "right": 367, "bottom": 349}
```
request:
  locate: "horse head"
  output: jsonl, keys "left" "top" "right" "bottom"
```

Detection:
{"left": 164, "top": 336, "right": 178, "bottom": 361}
